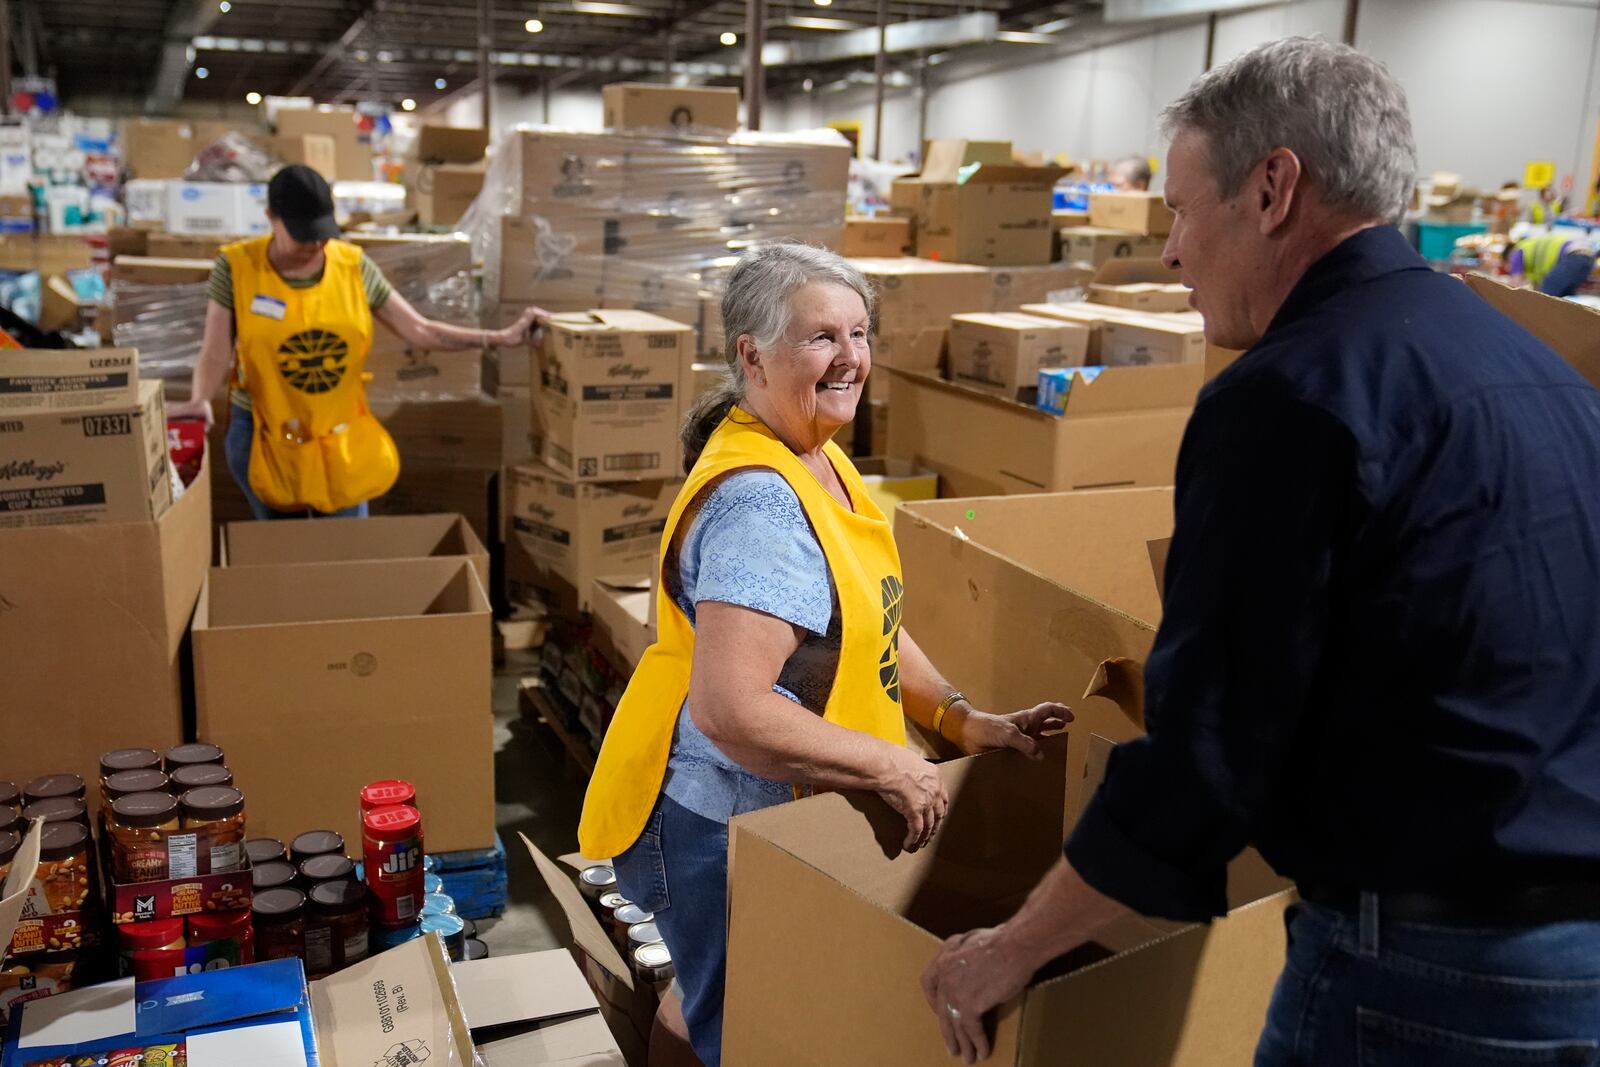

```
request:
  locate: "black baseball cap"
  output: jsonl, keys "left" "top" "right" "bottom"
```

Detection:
{"left": 267, "top": 164, "right": 340, "bottom": 243}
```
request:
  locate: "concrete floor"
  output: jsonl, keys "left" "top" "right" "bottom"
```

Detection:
{"left": 473, "top": 647, "right": 592, "bottom": 956}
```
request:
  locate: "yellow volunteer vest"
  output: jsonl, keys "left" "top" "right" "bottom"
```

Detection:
{"left": 1518, "top": 234, "right": 1569, "bottom": 288}
{"left": 225, "top": 236, "right": 398, "bottom": 513}
{"left": 578, "top": 408, "right": 908, "bottom": 859}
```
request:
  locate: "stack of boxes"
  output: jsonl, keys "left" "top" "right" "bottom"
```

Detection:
{"left": 403, "top": 125, "right": 489, "bottom": 229}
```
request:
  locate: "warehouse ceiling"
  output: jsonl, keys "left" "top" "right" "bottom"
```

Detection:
{"left": 25, "top": 0, "right": 1119, "bottom": 110}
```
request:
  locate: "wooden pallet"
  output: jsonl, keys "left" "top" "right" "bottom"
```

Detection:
{"left": 518, "top": 675, "right": 597, "bottom": 776}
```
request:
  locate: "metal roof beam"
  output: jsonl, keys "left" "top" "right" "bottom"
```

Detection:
{"left": 144, "top": 0, "right": 228, "bottom": 113}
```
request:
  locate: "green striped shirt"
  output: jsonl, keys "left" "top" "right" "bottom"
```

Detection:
{"left": 211, "top": 251, "right": 394, "bottom": 411}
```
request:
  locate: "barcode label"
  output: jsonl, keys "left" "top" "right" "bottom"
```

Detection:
{"left": 209, "top": 841, "right": 243, "bottom": 874}
{"left": 305, "top": 926, "right": 334, "bottom": 973}
{"left": 167, "top": 833, "right": 199, "bottom": 878}
{"left": 604, "top": 452, "right": 660, "bottom": 472}
{"left": 396, "top": 893, "right": 417, "bottom": 921}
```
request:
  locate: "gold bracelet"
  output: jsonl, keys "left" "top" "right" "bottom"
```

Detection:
{"left": 932, "top": 690, "right": 966, "bottom": 739}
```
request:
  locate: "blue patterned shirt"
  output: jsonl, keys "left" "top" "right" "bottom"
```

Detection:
{"left": 661, "top": 470, "right": 841, "bottom": 823}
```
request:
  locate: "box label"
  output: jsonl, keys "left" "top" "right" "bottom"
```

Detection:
{"left": 513, "top": 516, "right": 572, "bottom": 546}
{"left": 0, "top": 371, "right": 131, "bottom": 396}
{"left": 579, "top": 383, "right": 674, "bottom": 402}
{"left": 0, "top": 482, "right": 108, "bottom": 511}
{"left": 602, "top": 517, "right": 667, "bottom": 544}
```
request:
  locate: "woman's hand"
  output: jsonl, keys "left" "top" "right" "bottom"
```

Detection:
{"left": 949, "top": 703, "right": 1071, "bottom": 759}
{"left": 166, "top": 397, "right": 214, "bottom": 430}
{"left": 875, "top": 743, "right": 949, "bottom": 853}
{"left": 493, "top": 305, "right": 549, "bottom": 347}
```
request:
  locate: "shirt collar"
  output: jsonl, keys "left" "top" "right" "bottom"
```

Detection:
{"left": 1266, "top": 225, "right": 1431, "bottom": 333}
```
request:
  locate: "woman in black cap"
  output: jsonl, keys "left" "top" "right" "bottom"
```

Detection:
{"left": 169, "top": 164, "right": 546, "bottom": 519}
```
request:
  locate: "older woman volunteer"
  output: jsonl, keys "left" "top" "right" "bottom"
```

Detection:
{"left": 578, "top": 243, "right": 1069, "bottom": 1065}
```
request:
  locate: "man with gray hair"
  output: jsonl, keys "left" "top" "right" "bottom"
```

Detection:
{"left": 922, "top": 37, "right": 1600, "bottom": 1064}
{"left": 1109, "top": 153, "right": 1152, "bottom": 191}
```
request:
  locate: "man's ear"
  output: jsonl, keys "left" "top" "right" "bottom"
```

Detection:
{"left": 1255, "top": 147, "right": 1304, "bottom": 236}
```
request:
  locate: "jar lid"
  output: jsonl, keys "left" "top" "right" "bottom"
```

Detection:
{"left": 104, "top": 769, "right": 170, "bottom": 800}
{"left": 100, "top": 748, "right": 162, "bottom": 778}
{"left": 634, "top": 941, "right": 672, "bottom": 969}
{"left": 24, "top": 774, "right": 85, "bottom": 802}
{"left": 360, "top": 780, "right": 416, "bottom": 809}
{"left": 0, "top": 781, "right": 18, "bottom": 808}
{"left": 39, "top": 822, "right": 88, "bottom": 860}
{"left": 188, "top": 909, "right": 251, "bottom": 936}
{"left": 245, "top": 838, "right": 287, "bottom": 866}
{"left": 612, "top": 903, "right": 653, "bottom": 927}
{"left": 0, "top": 805, "right": 17, "bottom": 834}
{"left": 112, "top": 791, "right": 179, "bottom": 829}
{"left": 164, "top": 743, "right": 225, "bottom": 770}
{"left": 578, "top": 865, "right": 616, "bottom": 889}
{"left": 252, "top": 861, "right": 298, "bottom": 891}
{"left": 300, "top": 854, "right": 355, "bottom": 883}
{"left": 0, "top": 830, "right": 18, "bottom": 865}
{"left": 23, "top": 797, "right": 86, "bottom": 825}
{"left": 309, "top": 879, "right": 368, "bottom": 912}
{"left": 598, "top": 892, "right": 629, "bottom": 911}
{"left": 180, "top": 786, "right": 245, "bottom": 821}
{"left": 464, "top": 938, "right": 489, "bottom": 961}
{"left": 460, "top": 917, "right": 478, "bottom": 940}
{"left": 626, "top": 921, "right": 661, "bottom": 947}
{"left": 361, "top": 805, "right": 421, "bottom": 836}
{"left": 290, "top": 830, "right": 345, "bottom": 860}
{"left": 252, "top": 887, "right": 307, "bottom": 919}
{"left": 170, "top": 765, "right": 233, "bottom": 791}
{"left": 118, "top": 917, "right": 184, "bottom": 950}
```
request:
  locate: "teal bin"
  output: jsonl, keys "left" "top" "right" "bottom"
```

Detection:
{"left": 1416, "top": 220, "right": 1487, "bottom": 261}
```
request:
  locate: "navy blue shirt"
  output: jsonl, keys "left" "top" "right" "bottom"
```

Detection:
{"left": 1065, "top": 226, "right": 1600, "bottom": 922}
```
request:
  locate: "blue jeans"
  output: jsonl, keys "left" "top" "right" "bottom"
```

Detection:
{"left": 1540, "top": 252, "right": 1597, "bottom": 299}
{"left": 224, "top": 401, "right": 369, "bottom": 520}
{"left": 1256, "top": 898, "right": 1600, "bottom": 1066}
{"left": 613, "top": 795, "right": 729, "bottom": 1067}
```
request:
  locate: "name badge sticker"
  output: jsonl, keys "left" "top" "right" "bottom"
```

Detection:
{"left": 249, "top": 295, "right": 287, "bottom": 320}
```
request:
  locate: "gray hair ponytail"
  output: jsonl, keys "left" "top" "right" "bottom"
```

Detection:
{"left": 681, "top": 242, "right": 876, "bottom": 472}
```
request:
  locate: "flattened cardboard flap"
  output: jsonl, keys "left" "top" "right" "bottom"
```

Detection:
{"left": 1083, "top": 659, "right": 1146, "bottom": 730}
{"left": 521, "top": 834, "right": 634, "bottom": 990}
{"left": 308, "top": 932, "right": 475, "bottom": 1067}
{"left": 1057, "top": 362, "right": 1204, "bottom": 416}
{"left": 1148, "top": 537, "right": 1171, "bottom": 602}
{"left": 1463, "top": 274, "right": 1600, "bottom": 390}
{"left": 921, "top": 139, "right": 1012, "bottom": 182}
{"left": 453, "top": 951, "right": 600, "bottom": 1030}
{"left": 957, "top": 164, "right": 1066, "bottom": 187}
{"left": 1090, "top": 258, "right": 1181, "bottom": 288}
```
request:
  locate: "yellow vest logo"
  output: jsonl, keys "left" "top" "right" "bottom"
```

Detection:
{"left": 879, "top": 574, "right": 903, "bottom": 703}
{"left": 276, "top": 329, "right": 350, "bottom": 394}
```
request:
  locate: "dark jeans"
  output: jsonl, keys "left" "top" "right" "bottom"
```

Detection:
{"left": 224, "top": 401, "right": 369, "bottom": 520}
{"left": 613, "top": 795, "right": 729, "bottom": 1067}
{"left": 1256, "top": 897, "right": 1600, "bottom": 1065}
{"left": 1540, "top": 251, "right": 1598, "bottom": 299}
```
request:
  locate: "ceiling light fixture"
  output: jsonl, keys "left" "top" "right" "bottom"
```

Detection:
{"left": 435, "top": 77, "right": 448, "bottom": 89}
{"left": 195, "top": 66, "right": 210, "bottom": 78}
{"left": 572, "top": 1, "right": 651, "bottom": 15}
{"left": 401, "top": 98, "right": 417, "bottom": 111}
{"left": 994, "top": 29, "right": 1053, "bottom": 43}
{"left": 802, "top": 77, "right": 814, "bottom": 91}
{"left": 1030, "top": 16, "right": 1074, "bottom": 33}
{"left": 720, "top": 31, "right": 738, "bottom": 45}
{"left": 246, "top": 91, "right": 262, "bottom": 104}
{"left": 525, "top": 17, "right": 544, "bottom": 31}
{"left": 785, "top": 16, "right": 857, "bottom": 29}
{"left": 218, "top": 1, "right": 230, "bottom": 11}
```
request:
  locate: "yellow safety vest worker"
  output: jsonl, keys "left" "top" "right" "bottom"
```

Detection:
{"left": 224, "top": 236, "right": 399, "bottom": 514}
{"left": 578, "top": 409, "right": 907, "bottom": 859}
{"left": 1516, "top": 233, "right": 1570, "bottom": 288}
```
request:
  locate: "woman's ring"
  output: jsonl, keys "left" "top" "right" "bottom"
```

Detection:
{"left": 947, "top": 1005, "right": 962, "bottom": 1020}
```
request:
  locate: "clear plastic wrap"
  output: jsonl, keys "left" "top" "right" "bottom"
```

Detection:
{"left": 112, "top": 234, "right": 484, "bottom": 402}
{"left": 467, "top": 125, "right": 852, "bottom": 357}
{"left": 184, "top": 131, "right": 276, "bottom": 183}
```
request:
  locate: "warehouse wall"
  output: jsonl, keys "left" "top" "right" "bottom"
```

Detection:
{"left": 768, "top": 0, "right": 1600, "bottom": 193}
{"left": 440, "top": 83, "right": 604, "bottom": 134}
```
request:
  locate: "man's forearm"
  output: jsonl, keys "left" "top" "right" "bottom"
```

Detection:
{"left": 996, "top": 857, "right": 1133, "bottom": 973}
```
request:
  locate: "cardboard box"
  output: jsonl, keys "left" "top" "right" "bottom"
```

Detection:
{"left": 505, "top": 461, "right": 679, "bottom": 613}
{"left": 1101, "top": 317, "right": 1206, "bottom": 367}
{"left": 0, "top": 235, "right": 91, "bottom": 276}
{"left": 372, "top": 395, "right": 502, "bottom": 470}
{"left": 0, "top": 454, "right": 210, "bottom": 789}
{"left": 1, "top": 937, "right": 472, "bottom": 1067}
{"left": 371, "top": 460, "right": 497, "bottom": 548}
{"left": 363, "top": 334, "right": 483, "bottom": 403}
{"left": 483, "top": 213, "right": 607, "bottom": 308}
{"left": 916, "top": 164, "right": 1064, "bottom": 266}
{"left": 1019, "top": 300, "right": 1176, "bottom": 362}
{"left": 854, "top": 456, "right": 936, "bottom": 518}
{"left": 987, "top": 263, "right": 1092, "bottom": 311}
{"left": 538, "top": 309, "right": 694, "bottom": 483}
{"left": 0, "top": 379, "right": 172, "bottom": 527}
{"left": 948, "top": 312, "right": 1089, "bottom": 399}
{"left": 1088, "top": 258, "right": 1191, "bottom": 314}
{"left": 500, "top": 129, "right": 629, "bottom": 215}
{"left": 500, "top": 384, "right": 538, "bottom": 464}
{"left": 346, "top": 232, "right": 472, "bottom": 314}
{"left": 1088, "top": 191, "right": 1175, "bottom": 236}
{"left": 885, "top": 362, "right": 1200, "bottom": 496}
{"left": 166, "top": 182, "right": 268, "bottom": 237}
{"left": 1464, "top": 273, "right": 1600, "bottom": 390}
{"left": 921, "top": 138, "right": 1014, "bottom": 175}
{"left": 854, "top": 257, "right": 991, "bottom": 336}
{"left": 482, "top": 345, "right": 533, "bottom": 395}
{"left": 223, "top": 512, "right": 489, "bottom": 593}
{"left": 268, "top": 133, "right": 337, "bottom": 180}
{"left": 1057, "top": 225, "right": 1166, "bottom": 268}
{"left": 274, "top": 106, "right": 373, "bottom": 182}
{"left": 723, "top": 733, "right": 1292, "bottom": 1065}
{"left": 38, "top": 276, "right": 88, "bottom": 334}
{"left": 110, "top": 255, "right": 214, "bottom": 285}
{"left": 194, "top": 557, "right": 495, "bottom": 852}
{"left": 889, "top": 178, "right": 922, "bottom": 217}
{"left": 456, "top": 950, "right": 627, "bottom": 1066}
{"left": 121, "top": 118, "right": 200, "bottom": 180}
{"left": 412, "top": 124, "right": 489, "bottom": 164}
{"left": 590, "top": 576, "right": 655, "bottom": 674}
{"left": 842, "top": 215, "right": 912, "bottom": 258}
{"left": 409, "top": 161, "right": 485, "bottom": 228}
{"left": 602, "top": 83, "right": 740, "bottom": 131}
{"left": 145, "top": 233, "right": 231, "bottom": 261}
{"left": 0, "top": 347, "right": 139, "bottom": 412}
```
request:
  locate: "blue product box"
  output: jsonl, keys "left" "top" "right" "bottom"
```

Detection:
{"left": 1036, "top": 365, "right": 1104, "bottom": 416}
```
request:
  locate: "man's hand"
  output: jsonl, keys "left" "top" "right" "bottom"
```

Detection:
{"left": 920, "top": 925, "right": 1036, "bottom": 1063}
{"left": 494, "top": 305, "right": 549, "bottom": 347}
{"left": 166, "top": 397, "right": 214, "bottom": 431}
{"left": 950, "top": 702, "right": 1071, "bottom": 758}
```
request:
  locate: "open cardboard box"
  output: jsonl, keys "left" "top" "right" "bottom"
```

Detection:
{"left": 1, "top": 935, "right": 474, "bottom": 1067}
{"left": 455, "top": 950, "right": 627, "bottom": 1066}
{"left": 722, "top": 736, "right": 1291, "bottom": 1065}
{"left": 222, "top": 512, "right": 489, "bottom": 594}
{"left": 1463, "top": 273, "right": 1600, "bottom": 389}
{"left": 1087, "top": 258, "right": 1192, "bottom": 314}
{"left": 884, "top": 363, "right": 1200, "bottom": 497}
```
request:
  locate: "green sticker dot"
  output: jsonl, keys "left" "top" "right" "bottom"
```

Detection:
{"left": 966, "top": 510, "right": 977, "bottom": 520}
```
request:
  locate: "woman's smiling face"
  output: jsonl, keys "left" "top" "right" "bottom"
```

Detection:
{"left": 744, "top": 280, "right": 871, "bottom": 449}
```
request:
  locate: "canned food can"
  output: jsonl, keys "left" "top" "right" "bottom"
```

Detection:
{"left": 421, "top": 912, "right": 466, "bottom": 961}
{"left": 463, "top": 937, "right": 489, "bottom": 961}
{"left": 362, "top": 805, "right": 425, "bottom": 925}
{"left": 612, "top": 903, "right": 653, "bottom": 928}
{"left": 577, "top": 864, "right": 616, "bottom": 901}
{"left": 372, "top": 921, "right": 422, "bottom": 951}
{"left": 633, "top": 941, "right": 675, "bottom": 984}
{"left": 461, "top": 917, "right": 479, "bottom": 941}
{"left": 627, "top": 921, "right": 662, "bottom": 952}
